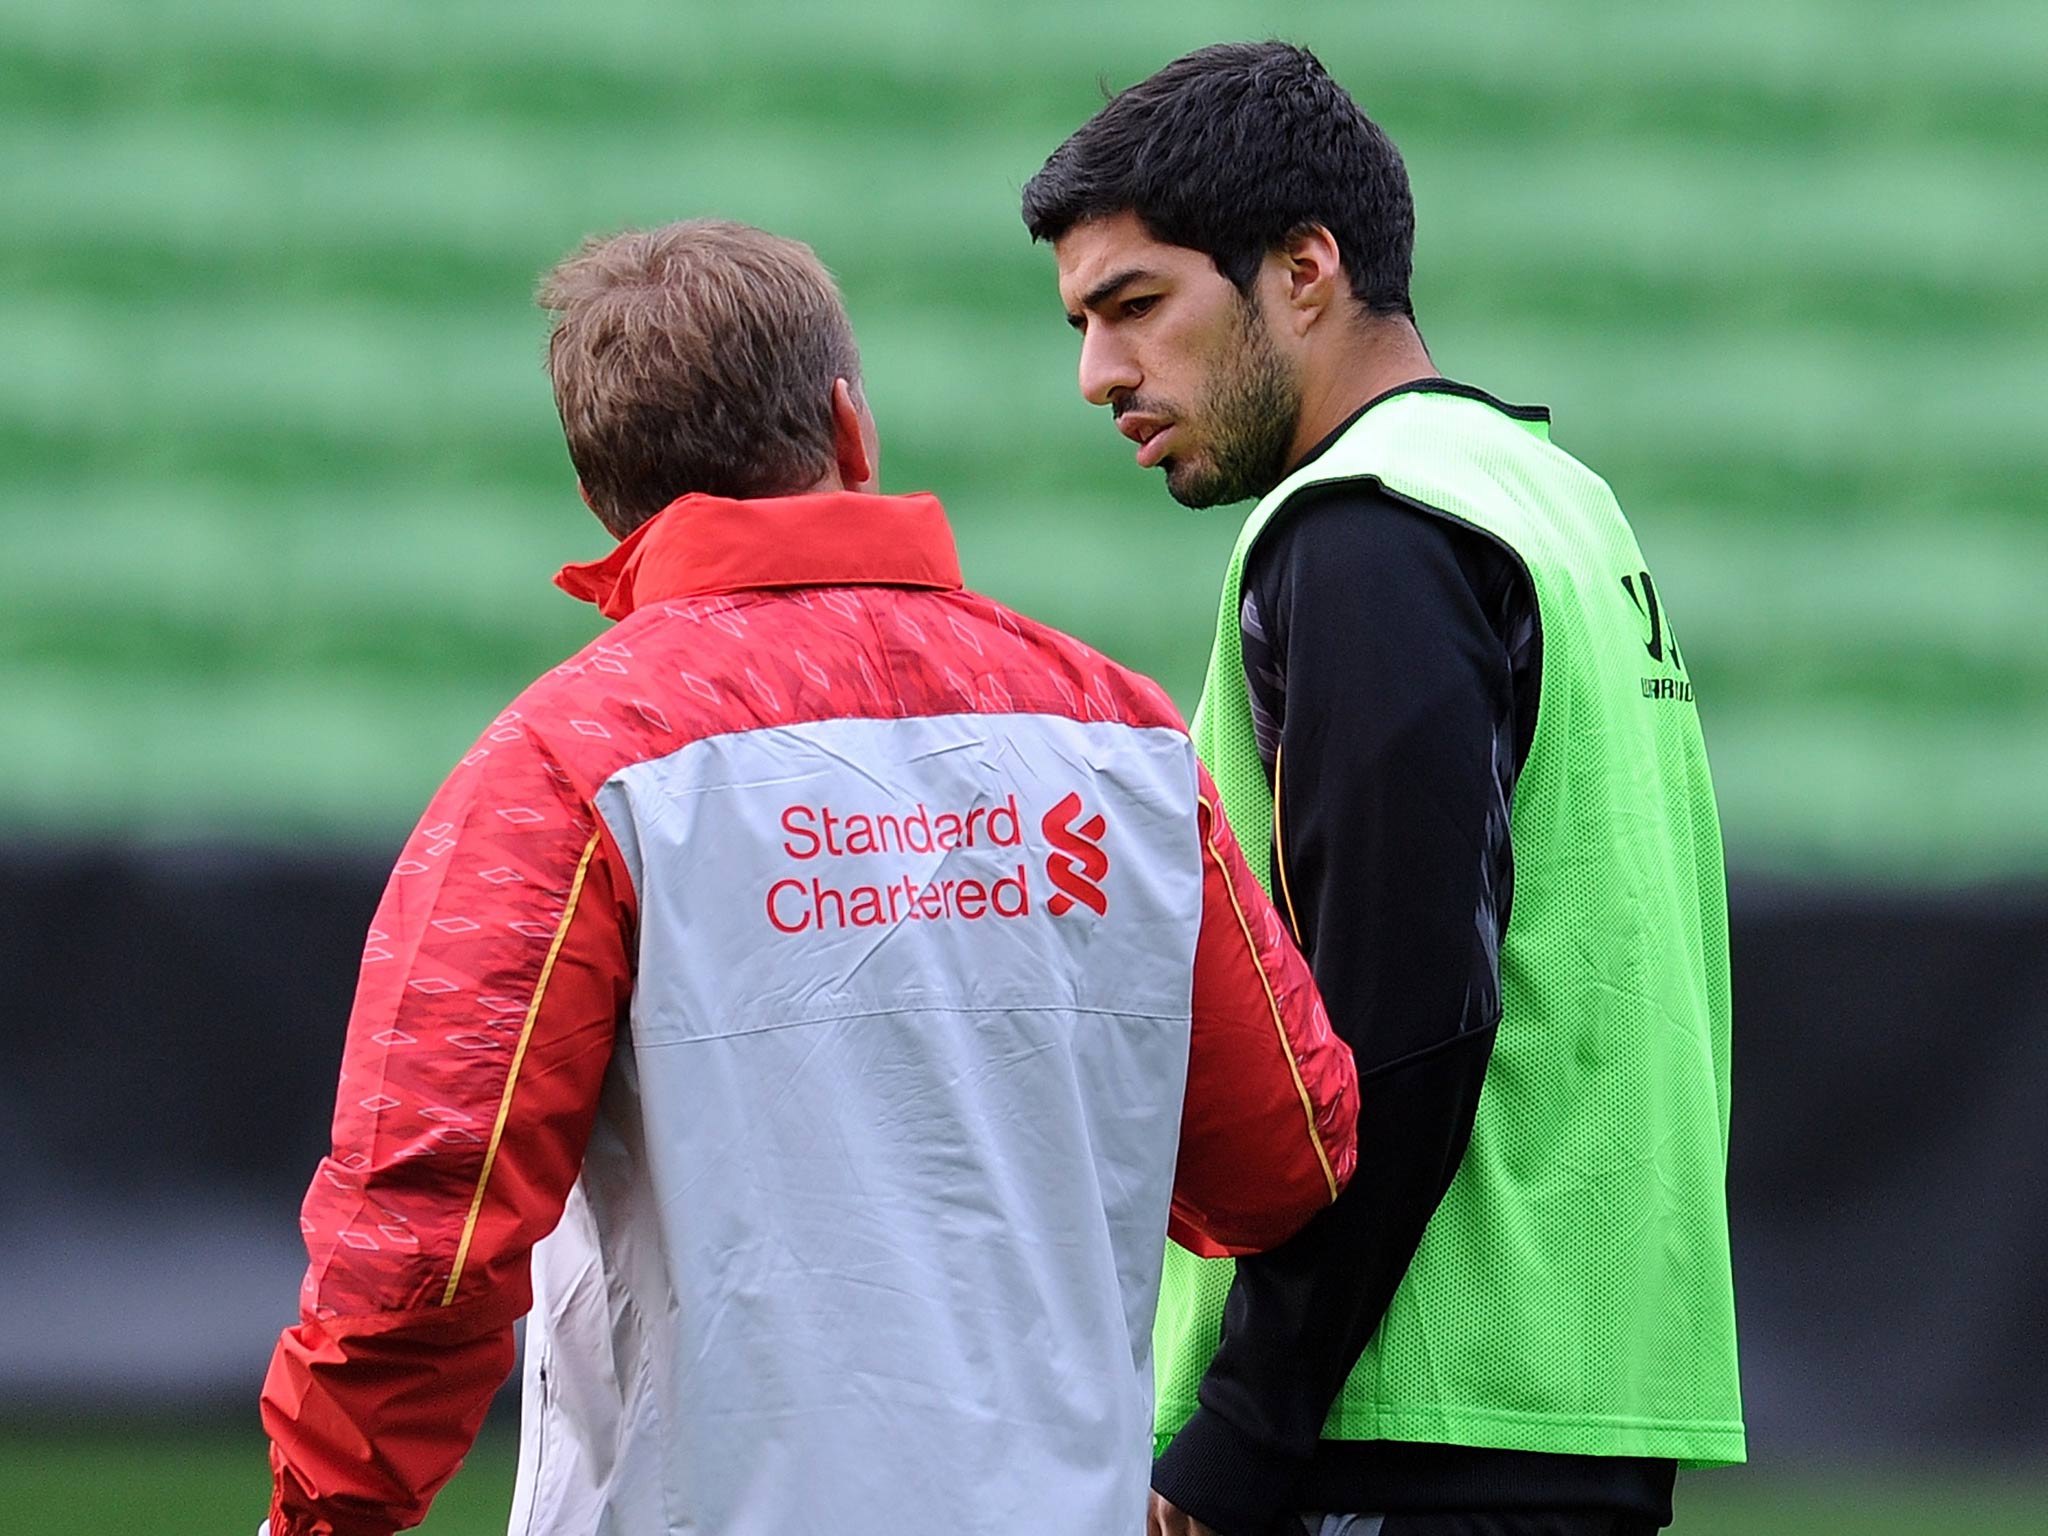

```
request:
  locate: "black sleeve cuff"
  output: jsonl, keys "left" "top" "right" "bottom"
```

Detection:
{"left": 1152, "top": 1403, "right": 1309, "bottom": 1536}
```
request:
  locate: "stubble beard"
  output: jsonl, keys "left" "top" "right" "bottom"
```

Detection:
{"left": 1162, "top": 297, "right": 1303, "bottom": 510}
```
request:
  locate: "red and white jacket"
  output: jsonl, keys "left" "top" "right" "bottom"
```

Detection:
{"left": 259, "top": 490, "right": 1358, "bottom": 1536}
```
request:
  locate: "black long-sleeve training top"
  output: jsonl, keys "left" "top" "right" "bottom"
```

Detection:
{"left": 1150, "top": 418, "right": 1677, "bottom": 1533}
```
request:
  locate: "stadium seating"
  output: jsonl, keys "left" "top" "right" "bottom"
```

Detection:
{"left": 4, "top": 0, "right": 2043, "bottom": 877}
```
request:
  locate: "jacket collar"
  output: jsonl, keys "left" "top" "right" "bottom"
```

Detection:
{"left": 555, "top": 490, "right": 964, "bottom": 620}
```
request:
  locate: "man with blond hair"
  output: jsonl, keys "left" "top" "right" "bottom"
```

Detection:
{"left": 255, "top": 219, "right": 1360, "bottom": 1536}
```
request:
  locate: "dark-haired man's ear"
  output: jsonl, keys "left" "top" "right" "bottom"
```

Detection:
{"left": 1275, "top": 224, "right": 1347, "bottom": 335}
{"left": 829, "top": 377, "right": 881, "bottom": 493}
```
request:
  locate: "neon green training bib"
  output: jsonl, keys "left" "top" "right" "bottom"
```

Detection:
{"left": 1156, "top": 385, "right": 1744, "bottom": 1467}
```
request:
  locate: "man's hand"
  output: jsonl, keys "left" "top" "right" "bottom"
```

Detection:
{"left": 1148, "top": 1489, "right": 1221, "bottom": 1536}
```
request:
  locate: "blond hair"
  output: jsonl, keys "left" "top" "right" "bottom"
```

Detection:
{"left": 539, "top": 219, "right": 862, "bottom": 536}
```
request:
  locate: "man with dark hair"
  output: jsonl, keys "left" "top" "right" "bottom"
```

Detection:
{"left": 1025, "top": 42, "right": 1743, "bottom": 1536}
{"left": 255, "top": 217, "right": 1361, "bottom": 1536}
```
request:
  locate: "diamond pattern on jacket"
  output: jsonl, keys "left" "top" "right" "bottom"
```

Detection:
{"left": 295, "top": 580, "right": 1185, "bottom": 1320}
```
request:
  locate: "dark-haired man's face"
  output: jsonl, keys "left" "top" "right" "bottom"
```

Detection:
{"left": 1054, "top": 212, "right": 1302, "bottom": 509}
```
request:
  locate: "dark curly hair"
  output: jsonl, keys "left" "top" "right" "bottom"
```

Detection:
{"left": 1022, "top": 41, "right": 1415, "bottom": 319}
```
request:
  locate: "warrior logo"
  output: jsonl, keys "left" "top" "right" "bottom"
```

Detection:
{"left": 1623, "top": 569, "right": 1695, "bottom": 703}
{"left": 1041, "top": 793, "right": 1109, "bottom": 917}
{"left": 1621, "top": 570, "right": 1683, "bottom": 670}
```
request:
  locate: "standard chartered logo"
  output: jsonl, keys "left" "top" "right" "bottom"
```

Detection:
{"left": 1041, "top": 793, "right": 1109, "bottom": 917}
{"left": 763, "top": 792, "right": 1112, "bottom": 933}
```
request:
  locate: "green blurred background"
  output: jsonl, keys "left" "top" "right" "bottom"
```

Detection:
{"left": 5, "top": 0, "right": 2044, "bottom": 876}
{"left": 4, "top": 0, "right": 2045, "bottom": 1529}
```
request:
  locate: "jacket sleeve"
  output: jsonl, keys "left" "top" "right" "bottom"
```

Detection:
{"left": 260, "top": 720, "right": 636, "bottom": 1536}
{"left": 1169, "top": 762, "right": 1359, "bottom": 1258}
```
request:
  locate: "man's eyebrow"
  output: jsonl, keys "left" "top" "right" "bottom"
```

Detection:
{"left": 1065, "top": 267, "right": 1165, "bottom": 325}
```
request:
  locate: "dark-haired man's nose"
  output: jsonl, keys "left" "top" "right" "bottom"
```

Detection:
{"left": 1077, "top": 327, "right": 1140, "bottom": 408}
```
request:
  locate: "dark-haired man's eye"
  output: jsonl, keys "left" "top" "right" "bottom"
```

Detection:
{"left": 1124, "top": 295, "right": 1160, "bottom": 319}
